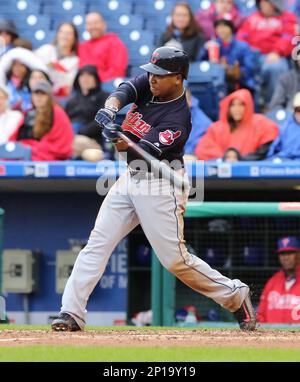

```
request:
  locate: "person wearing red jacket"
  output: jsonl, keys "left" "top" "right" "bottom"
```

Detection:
{"left": 9, "top": 80, "right": 74, "bottom": 161}
{"left": 257, "top": 236, "right": 300, "bottom": 324}
{"left": 195, "top": 88, "right": 278, "bottom": 160}
{"left": 78, "top": 12, "right": 128, "bottom": 82}
{"left": 236, "top": 0, "right": 298, "bottom": 104}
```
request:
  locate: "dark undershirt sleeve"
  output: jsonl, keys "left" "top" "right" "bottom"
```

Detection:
{"left": 242, "top": 141, "right": 273, "bottom": 161}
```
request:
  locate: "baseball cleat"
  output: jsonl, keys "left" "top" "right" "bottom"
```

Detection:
{"left": 233, "top": 291, "right": 257, "bottom": 331}
{"left": 51, "top": 313, "right": 81, "bottom": 332}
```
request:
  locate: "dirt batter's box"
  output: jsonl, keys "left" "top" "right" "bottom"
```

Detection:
{"left": 151, "top": 202, "right": 300, "bottom": 326}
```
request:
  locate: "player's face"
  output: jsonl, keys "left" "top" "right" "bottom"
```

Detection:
{"left": 149, "top": 73, "right": 182, "bottom": 101}
{"left": 279, "top": 251, "right": 299, "bottom": 273}
{"left": 229, "top": 99, "right": 245, "bottom": 122}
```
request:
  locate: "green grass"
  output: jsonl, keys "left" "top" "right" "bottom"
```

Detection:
{"left": 0, "top": 346, "right": 299, "bottom": 362}
{"left": 0, "top": 325, "right": 299, "bottom": 362}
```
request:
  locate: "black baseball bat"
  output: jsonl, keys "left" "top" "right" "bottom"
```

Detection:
{"left": 117, "top": 131, "right": 189, "bottom": 191}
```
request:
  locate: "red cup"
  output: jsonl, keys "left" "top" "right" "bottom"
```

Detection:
{"left": 207, "top": 40, "right": 220, "bottom": 63}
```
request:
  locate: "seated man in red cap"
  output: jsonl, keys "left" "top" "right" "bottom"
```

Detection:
{"left": 257, "top": 236, "right": 300, "bottom": 324}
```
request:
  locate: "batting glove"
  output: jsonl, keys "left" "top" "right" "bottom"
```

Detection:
{"left": 102, "top": 122, "right": 122, "bottom": 143}
{"left": 95, "top": 106, "right": 118, "bottom": 128}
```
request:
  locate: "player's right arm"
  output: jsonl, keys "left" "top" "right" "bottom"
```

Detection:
{"left": 95, "top": 74, "right": 150, "bottom": 149}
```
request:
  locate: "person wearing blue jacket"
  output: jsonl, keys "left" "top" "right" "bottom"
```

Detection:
{"left": 198, "top": 19, "right": 257, "bottom": 94}
{"left": 267, "top": 93, "right": 300, "bottom": 161}
{"left": 184, "top": 87, "right": 212, "bottom": 156}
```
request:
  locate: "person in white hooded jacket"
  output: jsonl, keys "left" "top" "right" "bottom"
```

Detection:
{"left": 0, "top": 84, "right": 22, "bottom": 144}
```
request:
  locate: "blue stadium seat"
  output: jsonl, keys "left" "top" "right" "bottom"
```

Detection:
{"left": 134, "top": 0, "right": 173, "bottom": 17}
{"left": 106, "top": 14, "right": 144, "bottom": 34}
{"left": 128, "top": 43, "right": 154, "bottom": 68}
{"left": 51, "top": 15, "right": 85, "bottom": 32}
{"left": 101, "top": 77, "right": 127, "bottom": 93}
{"left": 42, "top": 1, "right": 86, "bottom": 17}
{"left": 22, "top": 29, "right": 56, "bottom": 48}
{"left": 0, "top": 0, "right": 41, "bottom": 16}
{"left": 265, "top": 109, "right": 290, "bottom": 127}
{"left": 235, "top": 0, "right": 256, "bottom": 16}
{"left": 188, "top": 61, "right": 226, "bottom": 120}
{"left": 128, "top": 66, "right": 144, "bottom": 77}
{"left": 24, "top": 14, "right": 51, "bottom": 32}
{"left": 0, "top": 142, "right": 31, "bottom": 161}
{"left": 187, "top": 0, "right": 212, "bottom": 12}
{"left": 119, "top": 30, "right": 154, "bottom": 49}
{"left": 87, "top": 0, "right": 133, "bottom": 18}
{"left": 144, "top": 14, "right": 170, "bottom": 44}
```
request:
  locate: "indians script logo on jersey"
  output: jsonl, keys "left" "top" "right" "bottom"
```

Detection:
{"left": 122, "top": 104, "right": 151, "bottom": 139}
{"left": 159, "top": 130, "right": 182, "bottom": 145}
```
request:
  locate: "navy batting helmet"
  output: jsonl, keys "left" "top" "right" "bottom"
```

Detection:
{"left": 140, "top": 46, "right": 189, "bottom": 79}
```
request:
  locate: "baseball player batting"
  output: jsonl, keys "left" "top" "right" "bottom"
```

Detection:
{"left": 52, "top": 46, "right": 256, "bottom": 332}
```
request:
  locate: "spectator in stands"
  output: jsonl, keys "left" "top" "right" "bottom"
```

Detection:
{"left": 195, "top": 0, "right": 244, "bottom": 40}
{"left": 78, "top": 12, "right": 128, "bottom": 82}
{"left": 9, "top": 80, "right": 73, "bottom": 161}
{"left": 0, "top": 47, "right": 48, "bottom": 112}
{"left": 195, "top": 88, "right": 278, "bottom": 160}
{"left": 158, "top": 2, "right": 205, "bottom": 62}
{"left": 236, "top": 0, "right": 298, "bottom": 104}
{"left": 29, "top": 69, "right": 52, "bottom": 91}
{"left": 12, "top": 38, "right": 32, "bottom": 50}
{"left": 35, "top": 22, "right": 79, "bottom": 98}
{"left": 0, "top": 20, "right": 19, "bottom": 57}
{"left": 269, "top": 57, "right": 300, "bottom": 112}
{"left": 65, "top": 65, "right": 109, "bottom": 162}
{"left": 198, "top": 19, "right": 256, "bottom": 94}
{"left": 184, "top": 87, "right": 212, "bottom": 157}
{"left": 267, "top": 92, "right": 300, "bottom": 161}
{"left": 0, "top": 84, "right": 22, "bottom": 145}
{"left": 257, "top": 236, "right": 300, "bottom": 324}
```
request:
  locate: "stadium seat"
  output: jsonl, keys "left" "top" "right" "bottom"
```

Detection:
{"left": 51, "top": 15, "right": 85, "bottom": 32}
{"left": 128, "top": 43, "right": 154, "bottom": 68}
{"left": 22, "top": 29, "right": 56, "bottom": 48}
{"left": 0, "top": 0, "right": 41, "bottom": 16}
{"left": 235, "top": 0, "right": 256, "bottom": 16}
{"left": 144, "top": 15, "right": 170, "bottom": 45}
{"left": 106, "top": 14, "right": 144, "bottom": 34}
{"left": 188, "top": 61, "right": 226, "bottom": 120}
{"left": 0, "top": 142, "right": 31, "bottom": 161}
{"left": 134, "top": 0, "right": 173, "bottom": 17}
{"left": 265, "top": 109, "right": 290, "bottom": 127}
{"left": 128, "top": 66, "right": 145, "bottom": 78}
{"left": 119, "top": 30, "right": 154, "bottom": 49}
{"left": 87, "top": 0, "right": 133, "bottom": 18}
{"left": 101, "top": 77, "right": 127, "bottom": 93}
{"left": 188, "top": 0, "right": 213, "bottom": 12}
{"left": 42, "top": 1, "right": 86, "bottom": 17}
{"left": 24, "top": 14, "right": 51, "bottom": 32}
